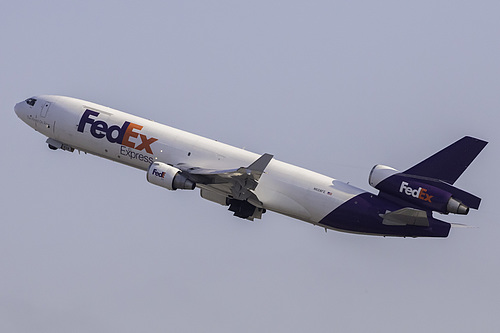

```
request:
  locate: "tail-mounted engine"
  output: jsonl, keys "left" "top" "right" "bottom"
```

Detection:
{"left": 369, "top": 164, "right": 478, "bottom": 215}
{"left": 147, "top": 162, "right": 196, "bottom": 190}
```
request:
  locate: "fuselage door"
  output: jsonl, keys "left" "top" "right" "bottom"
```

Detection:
{"left": 40, "top": 102, "right": 51, "bottom": 118}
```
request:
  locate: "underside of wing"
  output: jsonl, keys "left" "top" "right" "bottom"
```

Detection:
{"left": 176, "top": 153, "right": 274, "bottom": 220}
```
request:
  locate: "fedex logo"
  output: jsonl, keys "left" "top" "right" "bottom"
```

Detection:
{"left": 152, "top": 168, "right": 166, "bottom": 178}
{"left": 399, "top": 181, "right": 433, "bottom": 202}
{"left": 77, "top": 110, "right": 157, "bottom": 154}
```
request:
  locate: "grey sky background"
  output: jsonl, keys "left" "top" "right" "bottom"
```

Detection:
{"left": 1, "top": 1, "right": 499, "bottom": 332}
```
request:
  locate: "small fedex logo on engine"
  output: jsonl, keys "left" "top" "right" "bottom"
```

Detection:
{"left": 151, "top": 168, "right": 165, "bottom": 178}
{"left": 77, "top": 109, "right": 158, "bottom": 153}
{"left": 399, "top": 181, "right": 433, "bottom": 202}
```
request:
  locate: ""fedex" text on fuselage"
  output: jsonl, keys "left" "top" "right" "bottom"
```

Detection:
{"left": 77, "top": 109, "right": 158, "bottom": 154}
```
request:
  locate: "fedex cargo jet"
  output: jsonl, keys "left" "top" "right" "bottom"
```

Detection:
{"left": 15, "top": 95, "right": 487, "bottom": 237}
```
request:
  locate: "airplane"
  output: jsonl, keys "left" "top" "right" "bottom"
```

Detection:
{"left": 14, "top": 95, "right": 487, "bottom": 237}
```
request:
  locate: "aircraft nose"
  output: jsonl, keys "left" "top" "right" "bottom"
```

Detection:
{"left": 15, "top": 97, "right": 38, "bottom": 119}
{"left": 14, "top": 101, "right": 24, "bottom": 118}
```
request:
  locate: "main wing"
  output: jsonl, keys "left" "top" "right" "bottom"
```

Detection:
{"left": 176, "top": 153, "right": 274, "bottom": 220}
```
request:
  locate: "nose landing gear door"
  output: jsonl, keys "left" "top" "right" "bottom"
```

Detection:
{"left": 40, "top": 102, "right": 51, "bottom": 118}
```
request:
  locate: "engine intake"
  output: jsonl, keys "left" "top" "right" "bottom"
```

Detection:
{"left": 147, "top": 162, "right": 195, "bottom": 190}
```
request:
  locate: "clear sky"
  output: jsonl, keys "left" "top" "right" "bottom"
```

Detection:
{"left": 1, "top": 1, "right": 499, "bottom": 332}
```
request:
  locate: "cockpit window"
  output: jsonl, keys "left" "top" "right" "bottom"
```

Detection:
{"left": 26, "top": 98, "right": 37, "bottom": 106}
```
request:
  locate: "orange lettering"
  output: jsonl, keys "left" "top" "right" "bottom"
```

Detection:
{"left": 419, "top": 188, "right": 427, "bottom": 200}
{"left": 122, "top": 122, "right": 143, "bottom": 148}
{"left": 136, "top": 134, "right": 158, "bottom": 154}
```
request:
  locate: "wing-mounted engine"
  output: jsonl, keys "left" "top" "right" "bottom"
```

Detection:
{"left": 147, "top": 154, "right": 273, "bottom": 220}
{"left": 147, "top": 162, "right": 196, "bottom": 190}
{"left": 369, "top": 164, "right": 476, "bottom": 215}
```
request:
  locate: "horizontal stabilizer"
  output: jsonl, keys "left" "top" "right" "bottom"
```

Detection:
{"left": 381, "top": 208, "right": 429, "bottom": 226}
{"left": 404, "top": 136, "right": 487, "bottom": 185}
{"left": 449, "top": 223, "right": 477, "bottom": 228}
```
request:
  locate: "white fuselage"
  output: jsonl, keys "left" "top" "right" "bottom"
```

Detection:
{"left": 15, "top": 95, "right": 365, "bottom": 227}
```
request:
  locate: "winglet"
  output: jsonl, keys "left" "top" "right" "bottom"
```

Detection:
{"left": 247, "top": 153, "right": 274, "bottom": 173}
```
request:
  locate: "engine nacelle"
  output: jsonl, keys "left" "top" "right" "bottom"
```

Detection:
{"left": 147, "top": 162, "right": 196, "bottom": 190}
{"left": 369, "top": 164, "right": 469, "bottom": 215}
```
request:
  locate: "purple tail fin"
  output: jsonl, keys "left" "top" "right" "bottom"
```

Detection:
{"left": 404, "top": 136, "right": 487, "bottom": 185}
